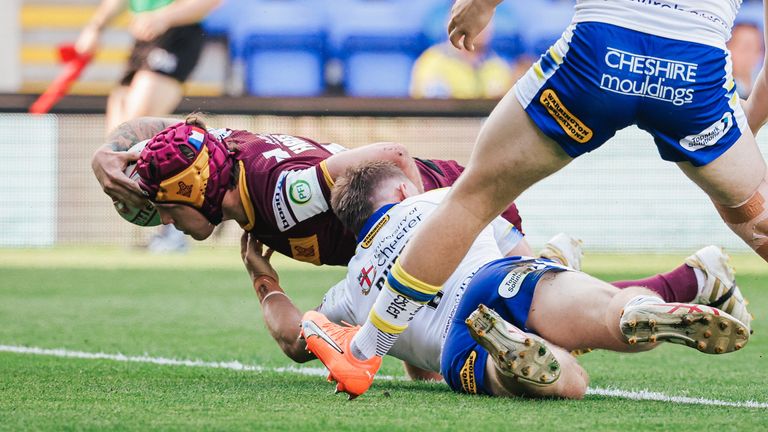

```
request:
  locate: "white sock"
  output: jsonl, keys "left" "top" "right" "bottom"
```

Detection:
{"left": 625, "top": 294, "right": 664, "bottom": 309}
{"left": 691, "top": 267, "right": 706, "bottom": 297}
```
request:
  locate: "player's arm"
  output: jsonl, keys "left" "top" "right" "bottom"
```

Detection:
{"left": 448, "top": 0, "right": 502, "bottom": 51}
{"left": 741, "top": 2, "right": 768, "bottom": 136}
{"left": 92, "top": 117, "right": 180, "bottom": 207}
{"left": 75, "top": 0, "right": 128, "bottom": 56}
{"left": 742, "top": 73, "right": 768, "bottom": 136}
{"left": 241, "top": 233, "right": 315, "bottom": 363}
{"left": 490, "top": 216, "right": 532, "bottom": 256}
{"left": 742, "top": 3, "right": 768, "bottom": 136}
{"left": 131, "top": 0, "right": 221, "bottom": 41}
{"left": 323, "top": 142, "right": 425, "bottom": 193}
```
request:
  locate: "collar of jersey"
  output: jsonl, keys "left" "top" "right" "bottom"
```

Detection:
{"left": 356, "top": 203, "right": 396, "bottom": 243}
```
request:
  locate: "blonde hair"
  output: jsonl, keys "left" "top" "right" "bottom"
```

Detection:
{"left": 331, "top": 161, "right": 407, "bottom": 233}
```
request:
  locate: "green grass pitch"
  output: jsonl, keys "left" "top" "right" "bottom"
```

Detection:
{"left": 1, "top": 247, "right": 766, "bottom": 431}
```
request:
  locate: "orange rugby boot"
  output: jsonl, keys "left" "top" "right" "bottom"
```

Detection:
{"left": 301, "top": 310, "right": 382, "bottom": 399}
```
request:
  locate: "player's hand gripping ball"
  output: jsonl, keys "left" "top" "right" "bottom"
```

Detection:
{"left": 113, "top": 140, "right": 161, "bottom": 226}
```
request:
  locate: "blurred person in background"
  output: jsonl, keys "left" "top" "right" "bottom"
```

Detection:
{"left": 78, "top": 0, "right": 221, "bottom": 252}
{"left": 728, "top": 21, "right": 764, "bottom": 98}
{"left": 410, "top": 24, "right": 517, "bottom": 99}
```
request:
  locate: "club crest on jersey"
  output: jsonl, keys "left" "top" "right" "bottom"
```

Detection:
{"left": 361, "top": 215, "right": 389, "bottom": 249}
{"left": 289, "top": 180, "right": 312, "bottom": 204}
{"left": 357, "top": 264, "right": 377, "bottom": 295}
{"left": 289, "top": 235, "right": 321, "bottom": 265}
{"left": 188, "top": 127, "right": 206, "bottom": 150}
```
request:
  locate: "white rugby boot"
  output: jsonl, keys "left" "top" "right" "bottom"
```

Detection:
{"left": 620, "top": 302, "right": 750, "bottom": 354}
{"left": 538, "top": 233, "right": 583, "bottom": 271}
{"left": 684, "top": 246, "right": 752, "bottom": 333}
{"left": 466, "top": 304, "right": 560, "bottom": 386}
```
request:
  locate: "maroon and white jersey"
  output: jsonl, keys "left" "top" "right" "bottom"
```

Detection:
{"left": 218, "top": 128, "right": 522, "bottom": 266}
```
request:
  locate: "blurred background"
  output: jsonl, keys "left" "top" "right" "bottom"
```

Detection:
{"left": 0, "top": 0, "right": 767, "bottom": 253}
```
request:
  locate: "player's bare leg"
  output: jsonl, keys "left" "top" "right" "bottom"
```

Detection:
{"left": 106, "top": 86, "right": 130, "bottom": 133}
{"left": 468, "top": 304, "right": 588, "bottom": 399}
{"left": 398, "top": 94, "right": 572, "bottom": 286}
{"left": 484, "top": 343, "right": 588, "bottom": 399}
{"left": 677, "top": 130, "right": 768, "bottom": 262}
{"left": 121, "top": 71, "right": 183, "bottom": 124}
{"left": 348, "top": 95, "right": 572, "bottom": 364}
{"left": 526, "top": 271, "right": 750, "bottom": 354}
{"left": 348, "top": 94, "right": 572, "bottom": 365}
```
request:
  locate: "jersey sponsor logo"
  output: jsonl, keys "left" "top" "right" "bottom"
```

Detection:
{"left": 627, "top": 0, "right": 728, "bottom": 30}
{"left": 459, "top": 350, "right": 478, "bottom": 394}
{"left": 498, "top": 270, "right": 526, "bottom": 299}
{"left": 288, "top": 179, "right": 312, "bottom": 204}
{"left": 280, "top": 169, "right": 328, "bottom": 224}
{"left": 539, "top": 89, "right": 593, "bottom": 143}
{"left": 498, "top": 259, "right": 563, "bottom": 298}
{"left": 361, "top": 215, "right": 390, "bottom": 249}
{"left": 601, "top": 47, "right": 696, "bottom": 106}
{"left": 679, "top": 112, "right": 733, "bottom": 152}
{"left": 371, "top": 209, "right": 424, "bottom": 293}
{"left": 357, "top": 264, "right": 377, "bottom": 295}
{"left": 272, "top": 172, "right": 296, "bottom": 231}
{"left": 289, "top": 235, "right": 321, "bottom": 265}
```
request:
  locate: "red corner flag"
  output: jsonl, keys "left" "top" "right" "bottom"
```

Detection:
{"left": 29, "top": 43, "right": 93, "bottom": 114}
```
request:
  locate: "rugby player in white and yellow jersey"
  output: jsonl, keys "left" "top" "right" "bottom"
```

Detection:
{"left": 242, "top": 161, "right": 750, "bottom": 399}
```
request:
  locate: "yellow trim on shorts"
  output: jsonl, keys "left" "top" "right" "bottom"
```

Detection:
{"left": 533, "top": 63, "right": 545, "bottom": 80}
{"left": 369, "top": 310, "right": 408, "bottom": 334}
{"left": 391, "top": 260, "right": 442, "bottom": 296}
{"left": 548, "top": 47, "right": 562, "bottom": 65}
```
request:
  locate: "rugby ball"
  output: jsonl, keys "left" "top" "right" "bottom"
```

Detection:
{"left": 113, "top": 139, "right": 162, "bottom": 227}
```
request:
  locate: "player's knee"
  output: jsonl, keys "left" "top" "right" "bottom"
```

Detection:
{"left": 715, "top": 178, "right": 768, "bottom": 260}
{"left": 555, "top": 354, "right": 589, "bottom": 399}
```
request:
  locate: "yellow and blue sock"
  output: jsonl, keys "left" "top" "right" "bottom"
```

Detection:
{"left": 351, "top": 259, "right": 441, "bottom": 360}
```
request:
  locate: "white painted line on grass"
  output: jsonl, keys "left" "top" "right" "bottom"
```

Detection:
{"left": 2, "top": 344, "right": 766, "bottom": 409}
{"left": 586, "top": 387, "right": 768, "bottom": 409}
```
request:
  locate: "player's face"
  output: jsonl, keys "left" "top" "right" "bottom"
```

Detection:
{"left": 155, "top": 203, "right": 215, "bottom": 240}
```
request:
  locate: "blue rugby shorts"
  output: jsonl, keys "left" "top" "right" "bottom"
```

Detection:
{"left": 514, "top": 22, "right": 747, "bottom": 167}
{"left": 440, "top": 257, "right": 568, "bottom": 395}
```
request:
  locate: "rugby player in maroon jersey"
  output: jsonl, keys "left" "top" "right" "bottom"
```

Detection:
{"left": 93, "top": 115, "right": 527, "bottom": 265}
{"left": 91, "top": 116, "right": 752, "bottom": 349}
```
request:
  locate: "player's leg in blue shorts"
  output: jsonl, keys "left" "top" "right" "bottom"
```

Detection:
{"left": 440, "top": 257, "right": 568, "bottom": 395}
{"left": 514, "top": 22, "right": 747, "bottom": 167}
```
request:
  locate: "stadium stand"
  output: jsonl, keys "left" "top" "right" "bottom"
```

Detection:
{"left": 232, "top": 0, "right": 326, "bottom": 96}
{"left": 17, "top": 0, "right": 583, "bottom": 98}
{"left": 506, "top": 0, "right": 574, "bottom": 57}
{"left": 421, "top": 0, "right": 524, "bottom": 63}
{"left": 20, "top": 0, "right": 226, "bottom": 96}
{"left": 326, "top": 0, "right": 428, "bottom": 97}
